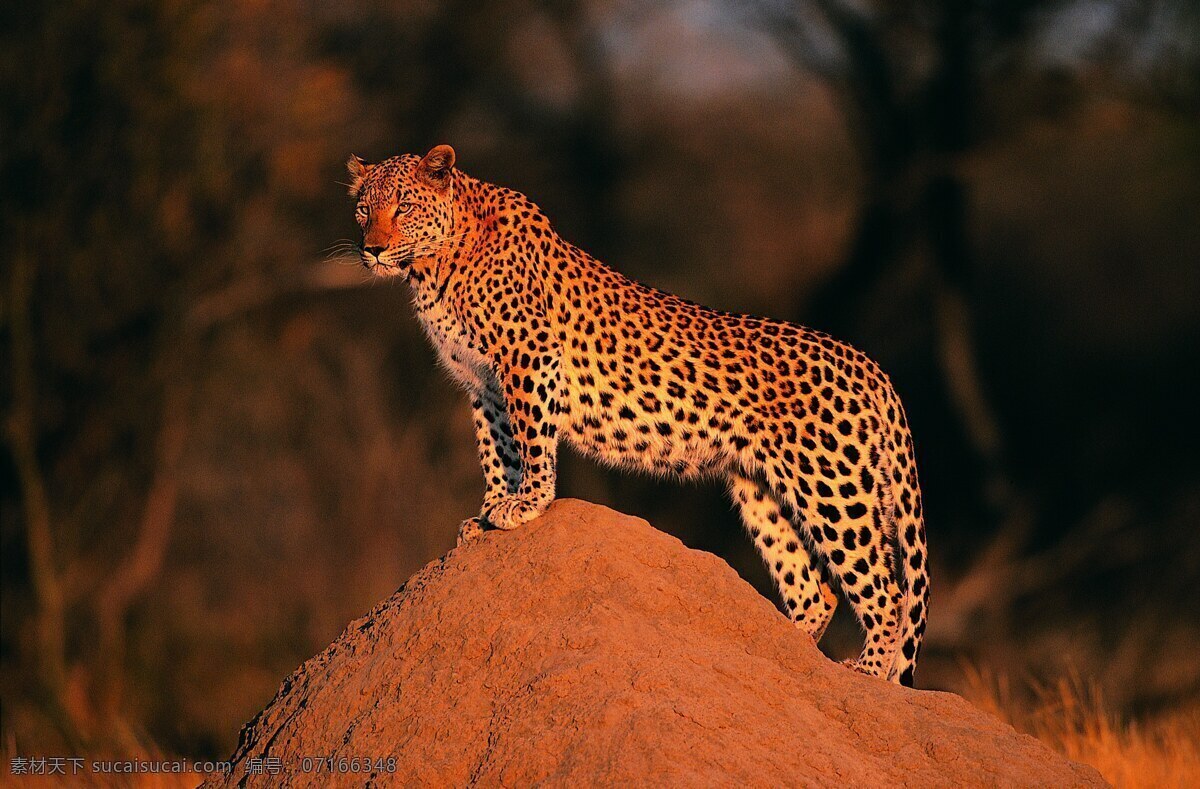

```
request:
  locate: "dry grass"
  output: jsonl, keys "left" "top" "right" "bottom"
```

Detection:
{"left": 0, "top": 734, "right": 215, "bottom": 787}
{"left": 961, "top": 665, "right": 1200, "bottom": 788}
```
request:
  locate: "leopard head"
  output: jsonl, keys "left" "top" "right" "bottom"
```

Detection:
{"left": 347, "top": 144, "right": 457, "bottom": 278}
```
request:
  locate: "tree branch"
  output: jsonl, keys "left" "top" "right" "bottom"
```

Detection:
{"left": 93, "top": 372, "right": 190, "bottom": 732}
{"left": 929, "top": 498, "right": 1144, "bottom": 646}
{"left": 5, "top": 253, "right": 70, "bottom": 725}
{"left": 186, "top": 262, "right": 370, "bottom": 334}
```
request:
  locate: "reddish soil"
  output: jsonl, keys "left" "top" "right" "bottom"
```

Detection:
{"left": 210, "top": 499, "right": 1104, "bottom": 787}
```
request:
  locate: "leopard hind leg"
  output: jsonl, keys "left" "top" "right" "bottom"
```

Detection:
{"left": 762, "top": 467, "right": 906, "bottom": 682}
{"left": 728, "top": 473, "right": 838, "bottom": 641}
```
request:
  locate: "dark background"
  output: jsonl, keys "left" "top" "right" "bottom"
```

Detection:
{"left": 2, "top": 0, "right": 1198, "bottom": 758}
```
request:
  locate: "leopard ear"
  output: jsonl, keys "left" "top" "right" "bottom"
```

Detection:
{"left": 346, "top": 154, "right": 371, "bottom": 196}
{"left": 417, "top": 144, "right": 455, "bottom": 188}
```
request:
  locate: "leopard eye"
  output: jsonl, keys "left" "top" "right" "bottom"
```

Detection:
{"left": 355, "top": 204, "right": 368, "bottom": 222}
{"left": 395, "top": 201, "right": 413, "bottom": 217}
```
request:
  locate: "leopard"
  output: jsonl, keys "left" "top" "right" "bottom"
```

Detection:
{"left": 346, "top": 144, "right": 929, "bottom": 686}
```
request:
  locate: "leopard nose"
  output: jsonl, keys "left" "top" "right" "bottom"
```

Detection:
{"left": 363, "top": 245, "right": 385, "bottom": 259}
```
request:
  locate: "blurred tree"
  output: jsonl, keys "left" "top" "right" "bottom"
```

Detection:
{"left": 1, "top": 0, "right": 215, "bottom": 744}
{"left": 753, "top": 0, "right": 1200, "bottom": 658}
{"left": 756, "top": 0, "right": 1197, "bottom": 482}
{"left": 756, "top": 0, "right": 1085, "bottom": 511}
{"left": 0, "top": 0, "right": 366, "bottom": 748}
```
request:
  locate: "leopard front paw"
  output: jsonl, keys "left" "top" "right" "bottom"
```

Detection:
{"left": 482, "top": 495, "right": 543, "bottom": 532}
{"left": 457, "top": 516, "right": 486, "bottom": 546}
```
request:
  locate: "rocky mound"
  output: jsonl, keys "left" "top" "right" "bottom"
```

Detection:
{"left": 210, "top": 499, "right": 1103, "bottom": 787}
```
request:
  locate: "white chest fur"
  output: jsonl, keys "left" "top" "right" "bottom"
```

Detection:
{"left": 415, "top": 299, "right": 490, "bottom": 391}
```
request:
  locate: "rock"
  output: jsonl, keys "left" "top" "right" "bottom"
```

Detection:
{"left": 210, "top": 499, "right": 1104, "bottom": 787}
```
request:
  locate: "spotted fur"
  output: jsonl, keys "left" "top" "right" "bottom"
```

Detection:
{"left": 348, "top": 145, "right": 929, "bottom": 686}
